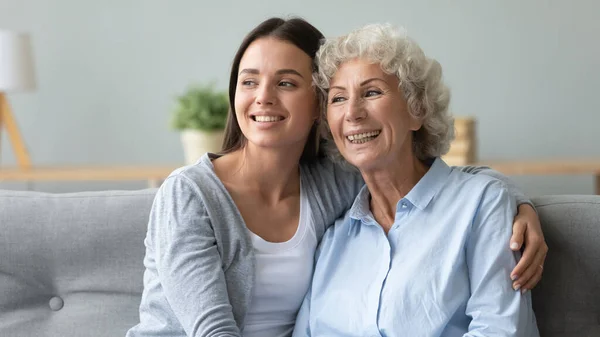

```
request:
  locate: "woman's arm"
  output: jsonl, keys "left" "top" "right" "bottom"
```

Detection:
{"left": 458, "top": 165, "right": 530, "bottom": 205}
{"left": 456, "top": 165, "right": 548, "bottom": 291}
{"left": 304, "top": 157, "right": 364, "bottom": 239}
{"left": 140, "top": 174, "right": 241, "bottom": 337}
{"left": 464, "top": 181, "right": 539, "bottom": 336}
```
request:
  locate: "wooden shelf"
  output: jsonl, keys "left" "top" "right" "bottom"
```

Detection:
{"left": 476, "top": 160, "right": 600, "bottom": 175}
{"left": 1, "top": 159, "right": 599, "bottom": 193}
{"left": 475, "top": 159, "right": 600, "bottom": 194}
{"left": 0, "top": 165, "right": 178, "bottom": 187}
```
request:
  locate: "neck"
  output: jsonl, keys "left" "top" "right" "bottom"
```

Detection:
{"left": 362, "top": 154, "right": 428, "bottom": 232}
{"left": 222, "top": 142, "right": 304, "bottom": 203}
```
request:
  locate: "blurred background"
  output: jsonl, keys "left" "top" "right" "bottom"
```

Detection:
{"left": 0, "top": 0, "right": 598, "bottom": 195}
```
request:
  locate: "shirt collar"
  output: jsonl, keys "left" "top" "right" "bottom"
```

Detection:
{"left": 346, "top": 157, "right": 451, "bottom": 228}
{"left": 403, "top": 157, "right": 452, "bottom": 211}
{"left": 348, "top": 184, "right": 372, "bottom": 222}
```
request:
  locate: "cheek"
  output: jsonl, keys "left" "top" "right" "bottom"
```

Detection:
{"left": 234, "top": 92, "right": 249, "bottom": 116}
{"left": 299, "top": 91, "right": 318, "bottom": 117}
{"left": 326, "top": 111, "right": 344, "bottom": 140}
{"left": 288, "top": 93, "right": 319, "bottom": 126}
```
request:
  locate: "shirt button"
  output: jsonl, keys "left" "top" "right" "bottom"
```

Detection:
{"left": 49, "top": 296, "right": 64, "bottom": 311}
{"left": 401, "top": 202, "right": 408, "bottom": 208}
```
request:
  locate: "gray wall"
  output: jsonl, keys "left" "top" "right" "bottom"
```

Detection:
{"left": 1, "top": 0, "right": 598, "bottom": 195}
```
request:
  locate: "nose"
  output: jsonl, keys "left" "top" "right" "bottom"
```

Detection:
{"left": 256, "top": 83, "right": 275, "bottom": 106}
{"left": 345, "top": 97, "right": 366, "bottom": 122}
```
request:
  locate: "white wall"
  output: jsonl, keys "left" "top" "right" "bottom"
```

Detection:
{"left": 1, "top": 0, "right": 598, "bottom": 195}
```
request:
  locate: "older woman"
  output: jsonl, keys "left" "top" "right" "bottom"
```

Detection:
{"left": 293, "top": 24, "right": 540, "bottom": 336}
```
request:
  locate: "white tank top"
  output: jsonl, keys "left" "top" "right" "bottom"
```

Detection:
{"left": 242, "top": 183, "right": 317, "bottom": 337}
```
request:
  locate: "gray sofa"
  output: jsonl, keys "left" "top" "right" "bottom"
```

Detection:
{"left": 0, "top": 189, "right": 598, "bottom": 337}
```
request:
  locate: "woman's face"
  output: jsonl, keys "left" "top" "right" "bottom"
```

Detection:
{"left": 326, "top": 58, "right": 422, "bottom": 171}
{"left": 234, "top": 37, "right": 318, "bottom": 153}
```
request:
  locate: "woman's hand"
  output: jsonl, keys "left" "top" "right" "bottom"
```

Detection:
{"left": 509, "top": 204, "right": 548, "bottom": 293}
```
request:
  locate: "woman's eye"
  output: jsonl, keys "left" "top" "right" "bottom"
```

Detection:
{"left": 365, "top": 90, "right": 382, "bottom": 97}
{"left": 330, "top": 96, "right": 346, "bottom": 104}
{"left": 279, "top": 81, "right": 296, "bottom": 87}
{"left": 241, "top": 80, "right": 256, "bottom": 86}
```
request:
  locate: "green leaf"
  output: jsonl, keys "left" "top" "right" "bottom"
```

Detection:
{"left": 170, "top": 83, "right": 229, "bottom": 131}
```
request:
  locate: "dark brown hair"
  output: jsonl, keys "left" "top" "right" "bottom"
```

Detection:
{"left": 220, "top": 17, "right": 325, "bottom": 163}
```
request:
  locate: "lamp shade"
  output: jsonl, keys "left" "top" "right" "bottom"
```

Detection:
{"left": 0, "top": 30, "right": 36, "bottom": 92}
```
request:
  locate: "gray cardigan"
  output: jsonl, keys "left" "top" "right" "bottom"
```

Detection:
{"left": 126, "top": 154, "right": 529, "bottom": 337}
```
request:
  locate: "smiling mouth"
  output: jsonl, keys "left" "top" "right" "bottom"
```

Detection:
{"left": 252, "top": 116, "right": 284, "bottom": 122}
{"left": 346, "top": 130, "right": 381, "bottom": 144}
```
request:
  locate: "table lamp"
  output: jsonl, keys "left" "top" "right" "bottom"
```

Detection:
{"left": 0, "top": 30, "right": 36, "bottom": 169}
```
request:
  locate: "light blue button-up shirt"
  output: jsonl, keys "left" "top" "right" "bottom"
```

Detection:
{"left": 293, "top": 158, "right": 539, "bottom": 337}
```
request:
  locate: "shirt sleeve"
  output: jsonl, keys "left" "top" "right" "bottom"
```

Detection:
{"left": 142, "top": 174, "right": 241, "bottom": 337}
{"left": 455, "top": 165, "right": 533, "bottom": 209}
{"left": 464, "top": 181, "right": 539, "bottom": 336}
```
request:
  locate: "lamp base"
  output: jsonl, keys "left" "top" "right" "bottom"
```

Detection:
{"left": 0, "top": 92, "right": 32, "bottom": 169}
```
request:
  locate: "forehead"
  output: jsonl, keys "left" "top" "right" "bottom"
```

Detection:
{"left": 330, "top": 58, "right": 394, "bottom": 84}
{"left": 239, "top": 37, "right": 312, "bottom": 73}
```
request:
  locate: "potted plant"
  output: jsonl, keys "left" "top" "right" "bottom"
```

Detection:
{"left": 171, "top": 83, "right": 229, "bottom": 164}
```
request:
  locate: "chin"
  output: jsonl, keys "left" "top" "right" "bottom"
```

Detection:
{"left": 247, "top": 136, "right": 281, "bottom": 148}
{"left": 344, "top": 156, "right": 369, "bottom": 170}
{"left": 347, "top": 153, "right": 383, "bottom": 172}
{"left": 247, "top": 136, "right": 304, "bottom": 152}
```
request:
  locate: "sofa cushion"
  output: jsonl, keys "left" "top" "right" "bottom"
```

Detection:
{"left": 0, "top": 189, "right": 157, "bottom": 337}
{"left": 531, "top": 195, "right": 600, "bottom": 337}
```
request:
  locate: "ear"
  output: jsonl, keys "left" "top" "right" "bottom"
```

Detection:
{"left": 406, "top": 106, "right": 423, "bottom": 131}
{"left": 409, "top": 116, "right": 423, "bottom": 131}
{"left": 400, "top": 90, "right": 423, "bottom": 131}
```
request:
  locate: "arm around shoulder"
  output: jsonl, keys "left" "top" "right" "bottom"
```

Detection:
{"left": 302, "top": 157, "right": 364, "bottom": 238}
{"left": 455, "top": 165, "right": 533, "bottom": 208}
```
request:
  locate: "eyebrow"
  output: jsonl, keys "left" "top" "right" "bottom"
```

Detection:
{"left": 239, "top": 68, "right": 304, "bottom": 78}
{"left": 329, "top": 78, "right": 387, "bottom": 91}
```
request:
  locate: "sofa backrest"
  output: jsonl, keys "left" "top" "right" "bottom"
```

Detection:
{"left": 0, "top": 190, "right": 599, "bottom": 336}
{"left": 0, "top": 189, "right": 157, "bottom": 337}
{"left": 530, "top": 195, "right": 600, "bottom": 336}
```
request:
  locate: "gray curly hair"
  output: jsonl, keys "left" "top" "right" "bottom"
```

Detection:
{"left": 314, "top": 23, "right": 454, "bottom": 164}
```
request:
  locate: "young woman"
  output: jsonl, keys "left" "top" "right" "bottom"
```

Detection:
{"left": 126, "top": 17, "right": 547, "bottom": 337}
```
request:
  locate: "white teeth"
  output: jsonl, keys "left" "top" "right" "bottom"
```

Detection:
{"left": 254, "top": 116, "right": 282, "bottom": 122}
{"left": 347, "top": 131, "right": 381, "bottom": 143}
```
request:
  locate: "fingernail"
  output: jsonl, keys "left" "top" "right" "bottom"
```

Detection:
{"left": 521, "top": 288, "right": 528, "bottom": 294}
{"left": 510, "top": 242, "right": 519, "bottom": 250}
{"left": 514, "top": 284, "right": 521, "bottom": 291}
{"left": 511, "top": 274, "right": 518, "bottom": 281}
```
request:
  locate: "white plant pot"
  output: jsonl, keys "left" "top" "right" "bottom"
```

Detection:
{"left": 180, "top": 129, "right": 225, "bottom": 165}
